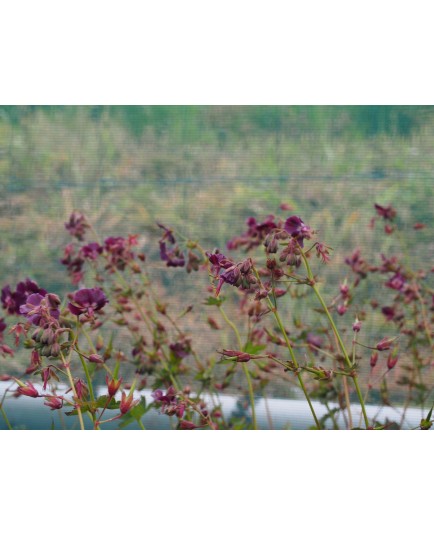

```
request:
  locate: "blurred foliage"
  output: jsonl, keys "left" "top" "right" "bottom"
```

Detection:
{"left": 0, "top": 105, "right": 432, "bottom": 140}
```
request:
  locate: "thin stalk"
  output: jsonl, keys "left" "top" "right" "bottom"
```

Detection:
{"left": 300, "top": 249, "right": 370, "bottom": 429}
{"left": 0, "top": 404, "right": 12, "bottom": 430}
{"left": 219, "top": 305, "right": 257, "bottom": 430}
{"left": 60, "top": 350, "right": 85, "bottom": 430}
{"left": 252, "top": 267, "right": 321, "bottom": 429}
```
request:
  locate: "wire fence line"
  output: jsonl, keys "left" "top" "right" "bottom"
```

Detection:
{"left": 1, "top": 171, "right": 432, "bottom": 194}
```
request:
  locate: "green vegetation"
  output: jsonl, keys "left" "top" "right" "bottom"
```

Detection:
{"left": 1, "top": 105, "right": 434, "bottom": 185}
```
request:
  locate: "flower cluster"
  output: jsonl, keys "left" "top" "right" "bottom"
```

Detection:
{"left": 206, "top": 251, "right": 256, "bottom": 296}
{"left": 1, "top": 279, "right": 47, "bottom": 315}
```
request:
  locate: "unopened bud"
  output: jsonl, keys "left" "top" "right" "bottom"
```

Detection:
{"left": 352, "top": 319, "right": 362, "bottom": 332}
{"left": 179, "top": 420, "right": 199, "bottom": 430}
{"left": 44, "top": 396, "right": 63, "bottom": 410}
{"left": 47, "top": 293, "right": 61, "bottom": 308}
{"left": 106, "top": 375, "right": 122, "bottom": 397}
{"left": 120, "top": 391, "right": 138, "bottom": 414}
{"left": 387, "top": 353, "right": 398, "bottom": 370}
{"left": 16, "top": 381, "right": 39, "bottom": 398}
{"left": 376, "top": 336, "right": 398, "bottom": 351}
{"left": 88, "top": 353, "right": 104, "bottom": 364}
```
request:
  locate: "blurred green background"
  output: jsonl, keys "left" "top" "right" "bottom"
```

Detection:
{"left": 0, "top": 105, "right": 432, "bottom": 289}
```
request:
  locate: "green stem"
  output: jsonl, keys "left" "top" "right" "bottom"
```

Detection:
{"left": 77, "top": 353, "right": 96, "bottom": 403}
{"left": 252, "top": 267, "right": 321, "bottom": 429}
{"left": 300, "top": 250, "right": 370, "bottom": 429}
{"left": 60, "top": 350, "right": 85, "bottom": 430}
{"left": 219, "top": 305, "right": 257, "bottom": 430}
{"left": 0, "top": 404, "right": 12, "bottom": 430}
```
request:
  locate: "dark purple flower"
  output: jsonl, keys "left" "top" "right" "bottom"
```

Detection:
{"left": 385, "top": 273, "right": 406, "bottom": 291}
{"left": 80, "top": 242, "right": 103, "bottom": 260}
{"left": 104, "top": 236, "right": 135, "bottom": 270}
{"left": 19, "top": 293, "right": 60, "bottom": 326}
{"left": 374, "top": 203, "right": 397, "bottom": 221}
{"left": 65, "top": 211, "right": 89, "bottom": 241}
{"left": 60, "top": 243, "right": 85, "bottom": 284}
{"left": 215, "top": 258, "right": 255, "bottom": 296}
{"left": 68, "top": 288, "right": 108, "bottom": 316}
{"left": 226, "top": 215, "right": 278, "bottom": 251}
{"left": 1, "top": 279, "right": 47, "bottom": 315}
{"left": 284, "top": 216, "right": 314, "bottom": 247}
{"left": 169, "top": 338, "right": 191, "bottom": 360}
{"left": 156, "top": 223, "right": 176, "bottom": 244}
{"left": 381, "top": 306, "right": 396, "bottom": 321}
{"left": 206, "top": 251, "right": 234, "bottom": 277}
{"left": 152, "top": 386, "right": 185, "bottom": 417}
{"left": 159, "top": 242, "right": 185, "bottom": 267}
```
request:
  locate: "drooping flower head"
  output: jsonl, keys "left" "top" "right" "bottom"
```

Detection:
{"left": 65, "top": 211, "right": 89, "bottom": 241}
{"left": 226, "top": 215, "right": 278, "bottom": 251}
{"left": 68, "top": 288, "right": 108, "bottom": 316}
{"left": 80, "top": 242, "right": 103, "bottom": 260}
{"left": 159, "top": 242, "right": 185, "bottom": 267}
{"left": 374, "top": 203, "right": 397, "bottom": 221}
{"left": 104, "top": 236, "right": 136, "bottom": 270}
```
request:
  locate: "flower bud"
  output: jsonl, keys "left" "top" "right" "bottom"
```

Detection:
{"left": 17, "top": 381, "right": 39, "bottom": 398}
{"left": 88, "top": 353, "right": 104, "bottom": 364}
{"left": 352, "top": 319, "right": 362, "bottom": 332}
{"left": 106, "top": 375, "right": 122, "bottom": 397}
{"left": 387, "top": 353, "right": 399, "bottom": 370}
{"left": 337, "top": 304, "right": 347, "bottom": 316}
{"left": 47, "top": 293, "right": 61, "bottom": 308}
{"left": 179, "top": 420, "right": 199, "bottom": 430}
{"left": 120, "top": 391, "right": 138, "bottom": 414}
{"left": 44, "top": 396, "right": 63, "bottom": 410}
{"left": 0, "top": 374, "right": 12, "bottom": 381}
{"left": 370, "top": 352, "right": 378, "bottom": 368}
{"left": 74, "top": 378, "right": 88, "bottom": 399}
{"left": 376, "top": 337, "right": 397, "bottom": 351}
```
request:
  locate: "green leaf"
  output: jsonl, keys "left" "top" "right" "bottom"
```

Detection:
{"left": 204, "top": 296, "right": 226, "bottom": 307}
{"left": 96, "top": 395, "right": 121, "bottom": 410}
{"left": 118, "top": 397, "right": 149, "bottom": 429}
{"left": 243, "top": 342, "right": 267, "bottom": 355}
